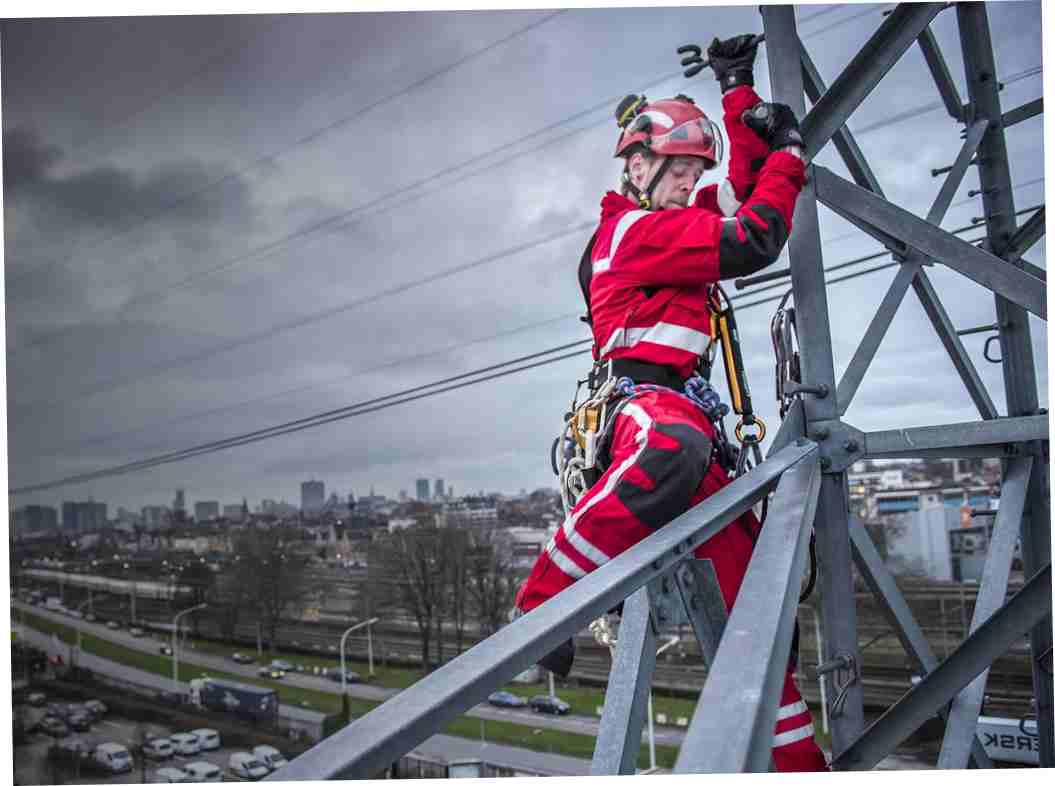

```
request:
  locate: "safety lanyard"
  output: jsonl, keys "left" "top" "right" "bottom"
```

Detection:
{"left": 700, "top": 285, "right": 766, "bottom": 475}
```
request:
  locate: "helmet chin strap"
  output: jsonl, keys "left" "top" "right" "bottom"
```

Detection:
{"left": 623, "top": 155, "right": 674, "bottom": 210}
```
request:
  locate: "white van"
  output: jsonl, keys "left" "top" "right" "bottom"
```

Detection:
{"left": 93, "top": 742, "right": 133, "bottom": 773}
{"left": 154, "top": 766, "right": 190, "bottom": 783}
{"left": 181, "top": 761, "right": 222, "bottom": 782}
{"left": 169, "top": 732, "right": 201, "bottom": 756}
{"left": 252, "top": 745, "right": 287, "bottom": 771}
{"left": 228, "top": 752, "right": 270, "bottom": 780}
{"left": 190, "top": 728, "right": 220, "bottom": 751}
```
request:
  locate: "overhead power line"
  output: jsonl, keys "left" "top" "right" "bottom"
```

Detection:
{"left": 6, "top": 10, "right": 567, "bottom": 292}
{"left": 8, "top": 5, "right": 894, "bottom": 351}
{"left": 11, "top": 220, "right": 596, "bottom": 415}
{"left": 12, "top": 214, "right": 1016, "bottom": 496}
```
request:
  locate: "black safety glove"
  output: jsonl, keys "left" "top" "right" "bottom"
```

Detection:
{"left": 741, "top": 101, "right": 805, "bottom": 154}
{"left": 707, "top": 34, "right": 759, "bottom": 92}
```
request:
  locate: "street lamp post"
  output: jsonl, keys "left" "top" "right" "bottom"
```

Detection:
{"left": 340, "top": 617, "right": 380, "bottom": 695}
{"left": 647, "top": 635, "right": 680, "bottom": 772}
{"left": 74, "top": 598, "right": 93, "bottom": 659}
{"left": 172, "top": 603, "right": 207, "bottom": 691}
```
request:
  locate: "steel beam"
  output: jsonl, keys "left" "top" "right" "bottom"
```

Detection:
{"left": 799, "top": 44, "right": 882, "bottom": 194}
{"left": 938, "top": 457, "right": 1033, "bottom": 769}
{"left": 1005, "top": 207, "right": 1045, "bottom": 265}
{"left": 763, "top": 6, "right": 865, "bottom": 756}
{"left": 911, "top": 269, "right": 1000, "bottom": 420}
{"left": 800, "top": 3, "right": 944, "bottom": 156}
{"left": 861, "top": 414, "right": 1048, "bottom": 459}
{"left": 674, "top": 453, "right": 821, "bottom": 773}
{"left": 848, "top": 516, "right": 994, "bottom": 768}
{"left": 917, "top": 25, "right": 965, "bottom": 121}
{"left": 836, "top": 260, "right": 920, "bottom": 415}
{"left": 591, "top": 585, "right": 657, "bottom": 775}
{"left": 1002, "top": 97, "right": 1042, "bottom": 128}
{"left": 814, "top": 166, "right": 1047, "bottom": 319}
{"left": 927, "top": 119, "right": 990, "bottom": 226}
{"left": 673, "top": 559, "right": 728, "bottom": 667}
{"left": 767, "top": 397, "right": 806, "bottom": 458}
{"left": 958, "top": 3, "right": 1053, "bottom": 764}
{"left": 834, "top": 564, "right": 1052, "bottom": 770}
{"left": 269, "top": 440, "right": 818, "bottom": 781}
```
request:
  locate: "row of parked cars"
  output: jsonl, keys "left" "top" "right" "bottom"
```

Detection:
{"left": 486, "top": 691, "right": 571, "bottom": 715}
{"left": 27, "top": 693, "right": 109, "bottom": 737}
{"left": 152, "top": 746, "right": 287, "bottom": 782}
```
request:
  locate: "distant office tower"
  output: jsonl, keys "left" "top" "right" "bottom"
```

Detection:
{"left": 434, "top": 479, "right": 445, "bottom": 500}
{"left": 194, "top": 501, "right": 220, "bottom": 522}
{"left": 61, "top": 501, "right": 107, "bottom": 533}
{"left": 14, "top": 505, "right": 58, "bottom": 535}
{"left": 174, "top": 489, "right": 186, "bottom": 513}
{"left": 416, "top": 478, "right": 430, "bottom": 502}
{"left": 223, "top": 503, "right": 245, "bottom": 521}
{"left": 141, "top": 506, "right": 167, "bottom": 529}
{"left": 301, "top": 480, "right": 325, "bottom": 514}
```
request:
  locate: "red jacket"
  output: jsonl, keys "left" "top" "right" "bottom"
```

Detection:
{"left": 588, "top": 86, "right": 807, "bottom": 378}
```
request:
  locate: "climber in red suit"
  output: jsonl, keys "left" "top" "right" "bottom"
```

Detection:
{"left": 515, "top": 36, "right": 828, "bottom": 771}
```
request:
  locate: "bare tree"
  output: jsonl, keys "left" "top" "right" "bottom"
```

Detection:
{"left": 230, "top": 527, "right": 315, "bottom": 653}
{"left": 465, "top": 529, "right": 518, "bottom": 637}
{"left": 369, "top": 526, "right": 445, "bottom": 669}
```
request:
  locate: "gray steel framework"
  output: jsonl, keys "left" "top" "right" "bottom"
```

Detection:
{"left": 268, "top": 3, "right": 1049, "bottom": 778}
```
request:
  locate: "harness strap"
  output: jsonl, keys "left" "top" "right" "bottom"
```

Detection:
{"left": 577, "top": 231, "right": 599, "bottom": 326}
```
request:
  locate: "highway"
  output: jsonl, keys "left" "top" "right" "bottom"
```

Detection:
{"left": 14, "top": 602, "right": 689, "bottom": 747}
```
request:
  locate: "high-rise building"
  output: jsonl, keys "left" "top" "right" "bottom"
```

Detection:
{"left": 434, "top": 478, "right": 445, "bottom": 500}
{"left": 141, "top": 506, "right": 168, "bottom": 529}
{"left": 13, "top": 505, "right": 58, "bottom": 535}
{"left": 61, "top": 501, "right": 108, "bottom": 533}
{"left": 415, "top": 478, "right": 430, "bottom": 502}
{"left": 194, "top": 501, "right": 220, "bottom": 522}
{"left": 301, "top": 480, "right": 325, "bottom": 514}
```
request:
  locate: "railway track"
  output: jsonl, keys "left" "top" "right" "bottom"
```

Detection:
{"left": 26, "top": 581, "right": 1040, "bottom": 718}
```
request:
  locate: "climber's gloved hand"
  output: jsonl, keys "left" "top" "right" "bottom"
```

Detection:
{"left": 742, "top": 101, "right": 806, "bottom": 154}
{"left": 707, "top": 34, "right": 760, "bottom": 92}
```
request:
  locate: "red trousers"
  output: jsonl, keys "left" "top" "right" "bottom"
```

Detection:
{"left": 517, "top": 389, "right": 828, "bottom": 772}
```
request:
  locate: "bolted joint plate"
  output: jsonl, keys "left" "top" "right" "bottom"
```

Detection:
{"left": 806, "top": 419, "right": 865, "bottom": 474}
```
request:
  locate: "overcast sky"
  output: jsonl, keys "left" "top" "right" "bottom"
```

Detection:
{"left": 1, "top": 1, "right": 1048, "bottom": 515}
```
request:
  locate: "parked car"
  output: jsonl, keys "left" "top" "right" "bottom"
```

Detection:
{"left": 487, "top": 691, "right": 528, "bottom": 708}
{"left": 258, "top": 667, "right": 285, "bottom": 680}
{"left": 169, "top": 732, "right": 201, "bottom": 756}
{"left": 40, "top": 717, "right": 70, "bottom": 737}
{"left": 190, "top": 729, "right": 220, "bottom": 751}
{"left": 181, "top": 761, "right": 222, "bottom": 782}
{"left": 83, "top": 699, "right": 108, "bottom": 718}
{"left": 129, "top": 627, "right": 146, "bottom": 637}
{"left": 93, "top": 742, "right": 133, "bottom": 773}
{"left": 230, "top": 652, "right": 255, "bottom": 664}
{"left": 45, "top": 702, "right": 74, "bottom": 719}
{"left": 143, "top": 737, "right": 175, "bottom": 760}
{"left": 106, "top": 620, "right": 121, "bottom": 630}
{"left": 269, "top": 659, "right": 295, "bottom": 672}
{"left": 529, "top": 695, "right": 571, "bottom": 715}
{"left": 26, "top": 691, "right": 47, "bottom": 707}
{"left": 228, "top": 752, "right": 270, "bottom": 780}
{"left": 252, "top": 745, "right": 287, "bottom": 772}
{"left": 154, "top": 766, "right": 191, "bottom": 783}
{"left": 159, "top": 645, "right": 174, "bottom": 656}
{"left": 67, "top": 711, "right": 93, "bottom": 731}
{"left": 326, "top": 668, "right": 360, "bottom": 684}
{"left": 84, "top": 613, "right": 97, "bottom": 622}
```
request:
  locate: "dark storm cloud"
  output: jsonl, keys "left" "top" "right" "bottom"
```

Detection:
{"left": 2, "top": 126, "right": 62, "bottom": 192}
{"left": 4, "top": 127, "right": 257, "bottom": 234}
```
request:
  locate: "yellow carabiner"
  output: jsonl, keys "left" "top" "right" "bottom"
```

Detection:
{"left": 734, "top": 416, "right": 767, "bottom": 444}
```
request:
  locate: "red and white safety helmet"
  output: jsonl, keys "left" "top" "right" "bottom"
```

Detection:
{"left": 614, "top": 94, "right": 723, "bottom": 169}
